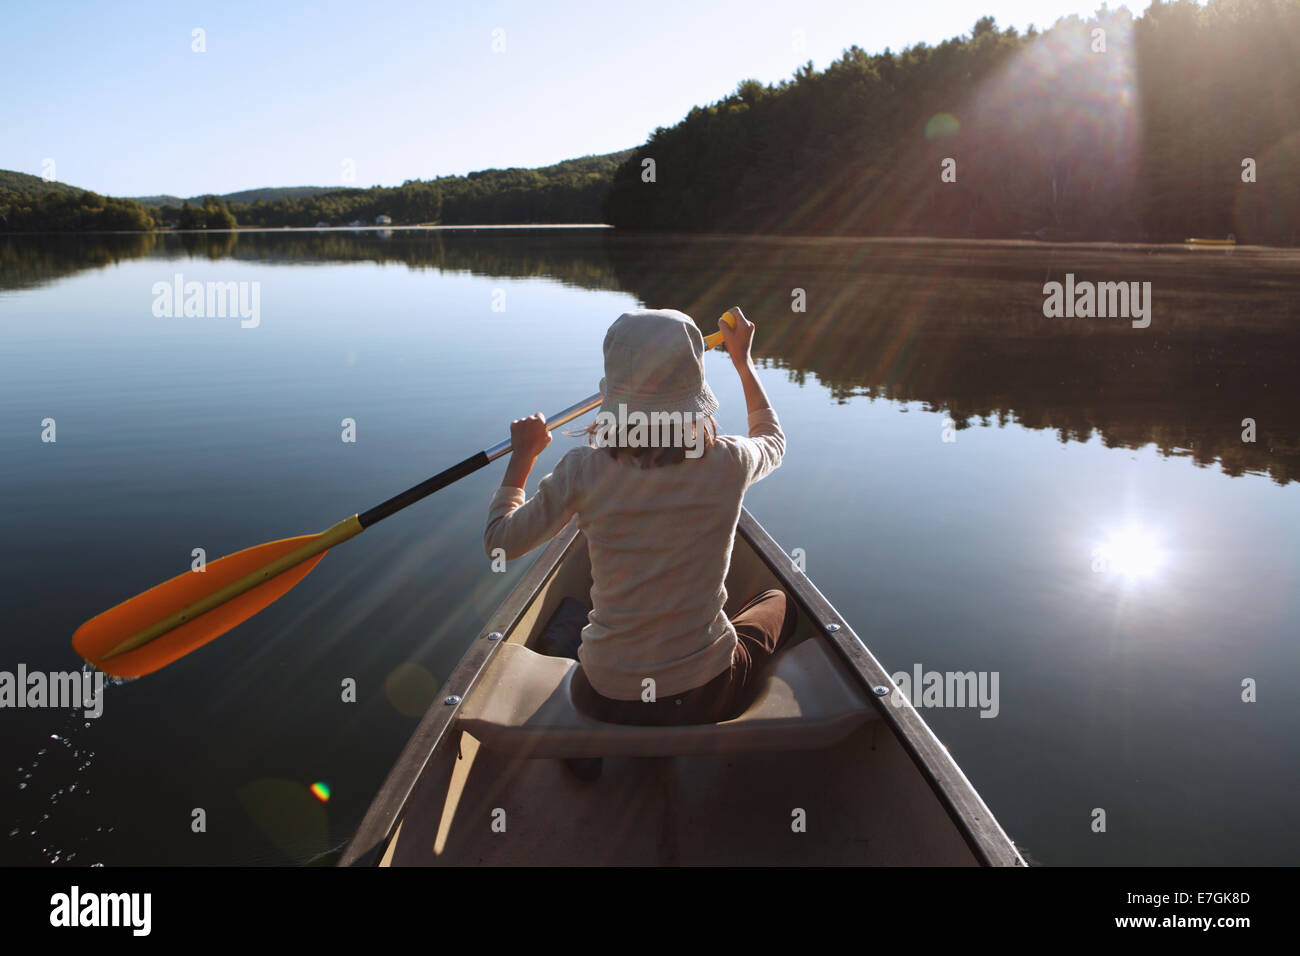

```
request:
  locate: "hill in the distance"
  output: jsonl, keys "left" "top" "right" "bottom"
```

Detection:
{"left": 0, "top": 148, "right": 635, "bottom": 231}
{"left": 130, "top": 185, "right": 353, "bottom": 207}
{"left": 127, "top": 151, "right": 634, "bottom": 207}
{"left": 0, "top": 170, "right": 84, "bottom": 199}
{"left": 0, "top": 172, "right": 356, "bottom": 208}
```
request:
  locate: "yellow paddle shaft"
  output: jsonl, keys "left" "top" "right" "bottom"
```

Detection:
{"left": 100, "top": 515, "right": 364, "bottom": 660}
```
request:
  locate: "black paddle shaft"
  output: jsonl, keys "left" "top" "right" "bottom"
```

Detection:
{"left": 355, "top": 392, "right": 603, "bottom": 531}
{"left": 357, "top": 452, "right": 490, "bottom": 529}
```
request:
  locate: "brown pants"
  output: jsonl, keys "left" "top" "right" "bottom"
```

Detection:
{"left": 571, "top": 589, "right": 798, "bottom": 726}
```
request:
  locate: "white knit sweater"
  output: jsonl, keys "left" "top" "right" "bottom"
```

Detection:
{"left": 484, "top": 408, "right": 785, "bottom": 699}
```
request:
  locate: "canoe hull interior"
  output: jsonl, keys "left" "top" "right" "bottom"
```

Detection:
{"left": 382, "top": 711, "right": 977, "bottom": 865}
{"left": 343, "top": 511, "right": 1023, "bottom": 867}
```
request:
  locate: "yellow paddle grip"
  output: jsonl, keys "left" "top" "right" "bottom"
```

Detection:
{"left": 702, "top": 309, "right": 738, "bottom": 350}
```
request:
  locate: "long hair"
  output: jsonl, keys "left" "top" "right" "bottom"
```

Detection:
{"left": 569, "top": 414, "right": 719, "bottom": 468}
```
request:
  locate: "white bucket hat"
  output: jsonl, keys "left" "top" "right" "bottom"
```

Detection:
{"left": 597, "top": 309, "right": 720, "bottom": 420}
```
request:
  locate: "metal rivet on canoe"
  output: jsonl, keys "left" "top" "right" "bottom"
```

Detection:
{"left": 486, "top": 631, "right": 502, "bottom": 641}
{"left": 873, "top": 685, "right": 891, "bottom": 697}
{"left": 444, "top": 695, "right": 461, "bottom": 706}
{"left": 824, "top": 623, "right": 840, "bottom": 632}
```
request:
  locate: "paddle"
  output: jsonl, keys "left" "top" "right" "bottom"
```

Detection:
{"left": 72, "top": 310, "right": 739, "bottom": 678}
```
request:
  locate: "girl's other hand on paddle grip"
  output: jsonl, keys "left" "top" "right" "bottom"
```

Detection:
{"left": 719, "top": 307, "right": 755, "bottom": 369}
{"left": 510, "top": 413, "right": 551, "bottom": 459}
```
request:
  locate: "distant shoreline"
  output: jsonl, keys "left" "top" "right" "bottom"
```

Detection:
{"left": 0, "top": 223, "right": 614, "bottom": 237}
{"left": 233, "top": 223, "right": 614, "bottom": 231}
{"left": 4, "top": 228, "right": 1296, "bottom": 254}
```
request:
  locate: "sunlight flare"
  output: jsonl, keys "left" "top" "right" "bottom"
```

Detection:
{"left": 1095, "top": 525, "right": 1165, "bottom": 581}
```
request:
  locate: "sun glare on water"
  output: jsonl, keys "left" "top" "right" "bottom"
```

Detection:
{"left": 1095, "top": 526, "right": 1166, "bottom": 581}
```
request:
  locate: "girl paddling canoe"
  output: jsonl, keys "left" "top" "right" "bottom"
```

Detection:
{"left": 484, "top": 307, "right": 791, "bottom": 731}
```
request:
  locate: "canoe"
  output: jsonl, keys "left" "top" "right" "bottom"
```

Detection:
{"left": 1184, "top": 237, "right": 1237, "bottom": 246}
{"left": 341, "top": 509, "right": 1025, "bottom": 866}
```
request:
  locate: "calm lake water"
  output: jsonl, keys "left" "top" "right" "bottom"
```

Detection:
{"left": 1, "top": 228, "right": 1297, "bottom": 865}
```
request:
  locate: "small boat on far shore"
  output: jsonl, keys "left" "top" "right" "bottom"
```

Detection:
{"left": 1184, "top": 236, "right": 1237, "bottom": 246}
{"left": 341, "top": 508, "right": 1025, "bottom": 867}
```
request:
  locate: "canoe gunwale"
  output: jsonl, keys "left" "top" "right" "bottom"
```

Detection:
{"left": 338, "top": 519, "right": 584, "bottom": 867}
{"left": 733, "top": 510, "right": 1025, "bottom": 867}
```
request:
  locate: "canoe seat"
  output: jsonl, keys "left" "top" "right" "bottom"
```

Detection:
{"left": 457, "top": 638, "right": 876, "bottom": 758}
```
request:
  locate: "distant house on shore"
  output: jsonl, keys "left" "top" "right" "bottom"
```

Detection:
{"left": 375, "top": 214, "right": 392, "bottom": 225}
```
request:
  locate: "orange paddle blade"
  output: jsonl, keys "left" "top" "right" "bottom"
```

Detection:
{"left": 73, "top": 533, "right": 331, "bottom": 679}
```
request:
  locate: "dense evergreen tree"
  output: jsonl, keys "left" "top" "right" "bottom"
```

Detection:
{"left": 174, "top": 196, "right": 237, "bottom": 229}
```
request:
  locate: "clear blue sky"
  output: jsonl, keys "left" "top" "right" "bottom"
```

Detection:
{"left": 2, "top": 0, "right": 1150, "bottom": 197}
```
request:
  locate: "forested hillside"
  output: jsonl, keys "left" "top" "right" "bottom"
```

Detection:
{"left": 0, "top": 151, "right": 630, "bottom": 231}
{"left": 604, "top": 0, "right": 1300, "bottom": 243}
{"left": 222, "top": 151, "right": 631, "bottom": 227}
{"left": 132, "top": 186, "right": 346, "bottom": 207}
{"left": 0, "top": 170, "right": 84, "bottom": 199}
{"left": 0, "top": 185, "right": 157, "bottom": 231}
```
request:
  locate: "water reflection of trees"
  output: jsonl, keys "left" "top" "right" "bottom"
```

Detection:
{"left": 604, "top": 234, "right": 1300, "bottom": 485}
{"left": 4, "top": 231, "right": 1295, "bottom": 484}
{"left": 0, "top": 232, "right": 160, "bottom": 292}
{"left": 0, "top": 228, "right": 623, "bottom": 294}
